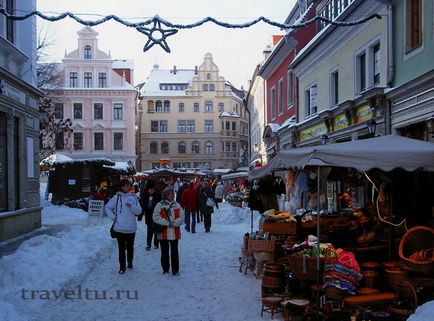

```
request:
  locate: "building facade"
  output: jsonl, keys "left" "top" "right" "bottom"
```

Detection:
{"left": 387, "top": 0, "right": 434, "bottom": 142}
{"left": 45, "top": 27, "right": 137, "bottom": 163}
{"left": 0, "top": 0, "right": 43, "bottom": 240}
{"left": 137, "top": 53, "right": 247, "bottom": 171}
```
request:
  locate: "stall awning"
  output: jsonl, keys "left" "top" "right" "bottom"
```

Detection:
{"left": 250, "top": 135, "right": 434, "bottom": 179}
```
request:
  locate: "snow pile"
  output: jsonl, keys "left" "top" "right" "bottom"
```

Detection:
{"left": 213, "top": 202, "right": 261, "bottom": 226}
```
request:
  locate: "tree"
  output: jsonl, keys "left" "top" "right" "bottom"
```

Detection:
{"left": 39, "top": 97, "right": 73, "bottom": 162}
{"left": 36, "top": 27, "right": 73, "bottom": 161}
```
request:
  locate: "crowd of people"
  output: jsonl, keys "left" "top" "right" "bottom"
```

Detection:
{"left": 104, "top": 176, "right": 224, "bottom": 276}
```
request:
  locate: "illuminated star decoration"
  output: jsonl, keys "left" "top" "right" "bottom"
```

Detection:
{"left": 136, "top": 16, "right": 178, "bottom": 53}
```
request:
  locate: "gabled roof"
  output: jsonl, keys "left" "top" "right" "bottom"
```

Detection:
{"left": 140, "top": 68, "right": 195, "bottom": 97}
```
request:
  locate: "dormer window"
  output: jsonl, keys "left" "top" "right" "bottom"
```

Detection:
{"left": 84, "top": 45, "right": 92, "bottom": 59}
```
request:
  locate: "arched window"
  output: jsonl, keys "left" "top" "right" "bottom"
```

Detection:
{"left": 150, "top": 142, "right": 158, "bottom": 154}
{"left": 192, "top": 141, "right": 200, "bottom": 154}
{"left": 161, "top": 142, "right": 169, "bottom": 154}
{"left": 155, "top": 100, "right": 162, "bottom": 112}
{"left": 205, "top": 141, "right": 213, "bottom": 154}
{"left": 178, "top": 142, "right": 186, "bottom": 154}
{"left": 84, "top": 45, "right": 92, "bottom": 59}
{"left": 163, "top": 100, "right": 170, "bottom": 112}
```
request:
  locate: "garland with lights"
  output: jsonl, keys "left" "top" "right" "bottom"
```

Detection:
{"left": 0, "top": 9, "right": 381, "bottom": 53}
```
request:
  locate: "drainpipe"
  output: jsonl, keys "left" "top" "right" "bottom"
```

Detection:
{"left": 376, "top": 0, "right": 394, "bottom": 134}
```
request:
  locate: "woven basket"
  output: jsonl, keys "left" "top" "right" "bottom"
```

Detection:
{"left": 399, "top": 226, "right": 434, "bottom": 275}
{"left": 248, "top": 239, "right": 276, "bottom": 253}
{"left": 288, "top": 254, "right": 325, "bottom": 281}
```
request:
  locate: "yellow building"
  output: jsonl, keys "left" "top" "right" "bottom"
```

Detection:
{"left": 137, "top": 53, "right": 247, "bottom": 171}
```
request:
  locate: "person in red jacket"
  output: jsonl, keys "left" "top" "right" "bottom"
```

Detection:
{"left": 180, "top": 182, "right": 199, "bottom": 233}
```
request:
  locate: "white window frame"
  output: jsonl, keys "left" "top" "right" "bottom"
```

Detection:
{"left": 270, "top": 86, "right": 276, "bottom": 119}
{"left": 287, "top": 69, "right": 293, "bottom": 108}
{"left": 94, "top": 132, "right": 104, "bottom": 151}
{"left": 330, "top": 68, "right": 339, "bottom": 107}
{"left": 113, "top": 103, "right": 123, "bottom": 120}
{"left": 304, "top": 83, "right": 318, "bottom": 118}
{"left": 403, "top": 0, "right": 424, "bottom": 59}
{"left": 278, "top": 78, "right": 283, "bottom": 115}
{"left": 113, "top": 132, "right": 123, "bottom": 151}
{"left": 355, "top": 38, "right": 382, "bottom": 94}
{"left": 73, "top": 132, "right": 84, "bottom": 151}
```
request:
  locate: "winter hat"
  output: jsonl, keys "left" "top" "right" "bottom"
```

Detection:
{"left": 162, "top": 187, "right": 175, "bottom": 199}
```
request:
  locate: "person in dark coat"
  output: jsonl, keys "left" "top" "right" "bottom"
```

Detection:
{"left": 139, "top": 182, "right": 161, "bottom": 251}
{"left": 199, "top": 181, "right": 216, "bottom": 233}
{"left": 248, "top": 180, "right": 264, "bottom": 213}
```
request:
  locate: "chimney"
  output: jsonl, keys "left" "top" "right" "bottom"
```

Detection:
{"left": 194, "top": 66, "right": 198, "bottom": 75}
{"left": 173, "top": 65, "right": 177, "bottom": 74}
{"left": 272, "top": 35, "right": 284, "bottom": 46}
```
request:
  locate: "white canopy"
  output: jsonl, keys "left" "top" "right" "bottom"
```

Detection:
{"left": 39, "top": 153, "right": 73, "bottom": 166}
{"left": 250, "top": 135, "right": 434, "bottom": 179}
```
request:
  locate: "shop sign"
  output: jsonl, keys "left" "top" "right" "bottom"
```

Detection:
{"left": 355, "top": 104, "right": 373, "bottom": 123}
{"left": 159, "top": 159, "right": 171, "bottom": 165}
{"left": 334, "top": 114, "right": 349, "bottom": 130}
{"left": 299, "top": 122, "right": 328, "bottom": 142}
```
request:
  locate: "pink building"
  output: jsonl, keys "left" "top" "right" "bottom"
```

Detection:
{"left": 46, "top": 27, "right": 137, "bottom": 164}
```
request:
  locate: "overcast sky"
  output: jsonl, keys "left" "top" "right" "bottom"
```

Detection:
{"left": 36, "top": 0, "right": 296, "bottom": 89}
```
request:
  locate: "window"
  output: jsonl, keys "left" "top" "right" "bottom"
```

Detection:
{"left": 209, "top": 84, "right": 215, "bottom": 91}
{"left": 225, "top": 142, "right": 231, "bottom": 152}
{"left": 182, "top": 162, "right": 190, "bottom": 168}
{"left": 205, "top": 120, "right": 213, "bottom": 133}
{"left": 0, "top": 114, "right": 6, "bottom": 211}
{"left": 278, "top": 78, "right": 283, "bottom": 115}
{"left": 287, "top": 70, "right": 292, "bottom": 107}
{"left": 163, "top": 100, "right": 170, "bottom": 112}
{"left": 113, "top": 133, "right": 123, "bottom": 150}
{"left": 94, "top": 133, "right": 104, "bottom": 150}
{"left": 178, "top": 142, "right": 186, "bottom": 154}
{"left": 150, "top": 142, "right": 158, "bottom": 154}
{"left": 84, "top": 72, "right": 92, "bottom": 88}
{"left": 178, "top": 120, "right": 186, "bottom": 133}
{"left": 173, "top": 162, "right": 181, "bottom": 169}
{"left": 205, "top": 101, "right": 213, "bottom": 112}
{"left": 55, "top": 132, "right": 64, "bottom": 150}
{"left": 186, "top": 120, "right": 195, "bottom": 133}
{"left": 358, "top": 52, "right": 366, "bottom": 92}
{"left": 179, "top": 103, "right": 184, "bottom": 112}
{"left": 113, "top": 104, "right": 123, "bottom": 120}
{"left": 406, "top": 0, "right": 422, "bottom": 52}
{"left": 232, "top": 122, "right": 236, "bottom": 131}
{"left": 84, "top": 45, "right": 92, "bottom": 59}
{"left": 194, "top": 103, "right": 199, "bottom": 112}
{"left": 98, "top": 73, "right": 107, "bottom": 88}
{"left": 73, "top": 103, "right": 83, "bottom": 119}
{"left": 160, "top": 120, "right": 168, "bottom": 132}
{"left": 270, "top": 87, "right": 276, "bottom": 119}
{"left": 202, "top": 84, "right": 209, "bottom": 91}
{"left": 373, "top": 43, "right": 381, "bottom": 85}
{"left": 73, "top": 133, "right": 83, "bottom": 150}
{"left": 218, "top": 103, "right": 224, "bottom": 112}
{"left": 152, "top": 162, "right": 160, "bottom": 168}
{"left": 161, "top": 142, "right": 169, "bottom": 154}
{"left": 318, "top": 0, "right": 355, "bottom": 30}
{"left": 225, "top": 121, "right": 230, "bottom": 130}
{"left": 70, "top": 72, "right": 78, "bottom": 88}
{"left": 305, "top": 84, "right": 317, "bottom": 117}
{"left": 207, "top": 73, "right": 211, "bottom": 80}
{"left": 94, "top": 103, "right": 103, "bottom": 119}
{"left": 331, "top": 70, "right": 339, "bottom": 106}
{"left": 151, "top": 121, "right": 167, "bottom": 132}
{"left": 232, "top": 142, "right": 237, "bottom": 152}
{"left": 54, "top": 103, "right": 64, "bottom": 119}
{"left": 156, "top": 101, "right": 163, "bottom": 112}
{"left": 192, "top": 142, "right": 200, "bottom": 154}
{"left": 205, "top": 142, "right": 213, "bottom": 154}
{"left": 5, "top": 0, "right": 14, "bottom": 43}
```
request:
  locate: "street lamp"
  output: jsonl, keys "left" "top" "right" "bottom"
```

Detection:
{"left": 320, "top": 134, "right": 329, "bottom": 145}
{"left": 366, "top": 118, "right": 377, "bottom": 137}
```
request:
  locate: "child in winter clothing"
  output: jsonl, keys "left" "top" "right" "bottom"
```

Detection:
{"left": 105, "top": 179, "right": 142, "bottom": 274}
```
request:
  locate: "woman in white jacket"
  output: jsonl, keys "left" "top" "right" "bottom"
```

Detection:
{"left": 105, "top": 179, "right": 142, "bottom": 274}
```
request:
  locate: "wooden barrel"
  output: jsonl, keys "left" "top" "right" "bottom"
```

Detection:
{"left": 262, "top": 263, "right": 286, "bottom": 295}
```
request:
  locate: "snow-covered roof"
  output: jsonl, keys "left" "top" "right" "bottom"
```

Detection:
{"left": 40, "top": 154, "right": 73, "bottom": 166}
{"left": 219, "top": 111, "right": 240, "bottom": 118}
{"left": 112, "top": 59, "right": 134, "bottom": 70}
{"left": 140, "top": 69, "right": 195, "bottom": 97}
{"left": 213, "top": 168, "right": 232, "bottom": 174}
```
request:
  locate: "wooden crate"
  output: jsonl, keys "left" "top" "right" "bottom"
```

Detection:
{"left": 248, "top": 239, "right": 276, "bottom": 253}
{"left": 263, "top": 221, "right": 296, "bottom": 235}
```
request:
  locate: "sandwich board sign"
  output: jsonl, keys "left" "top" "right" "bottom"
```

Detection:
{"left": 88, "top": 200, "right": 104, "bottom": 225}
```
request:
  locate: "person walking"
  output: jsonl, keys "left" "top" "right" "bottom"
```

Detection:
{"left": 180, "top": 182, "right": 199, "bottom": 233}
{"left": 199, "top": 181, "right": 216, "bottom": 233}
{"left": 153, "top": 187, "right": 185, "bottom": 275}
{"left": 214, "top": 181, "right": 224, "bottom": 205}
{"left": 105, "top": 179, "right": 142, "bottom": 274}
{"left": 139, "top": 182, "right": 161, "bottom": 251}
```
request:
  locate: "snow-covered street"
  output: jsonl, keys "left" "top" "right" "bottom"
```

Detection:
{"left": 0, "top": 186, "right": 266, "bottom": 321}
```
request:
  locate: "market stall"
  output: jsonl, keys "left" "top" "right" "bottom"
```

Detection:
{"left": 245, "top": 135, "right": 434, "bottom": 320}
